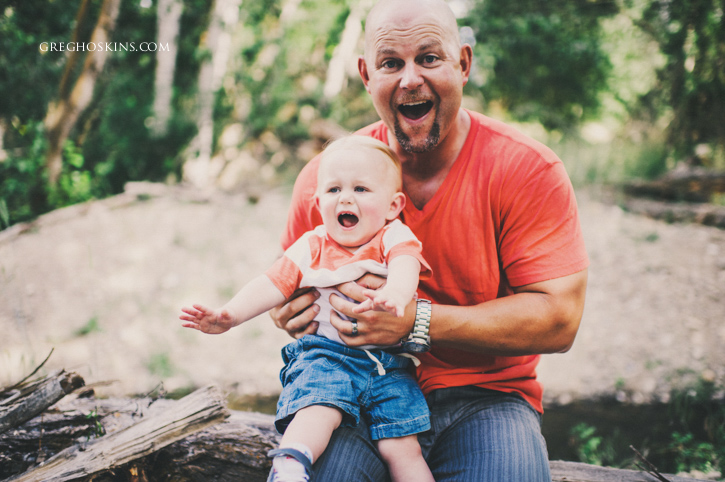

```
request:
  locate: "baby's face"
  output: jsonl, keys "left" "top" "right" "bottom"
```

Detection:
{"left": 316, "top": 149, "right": 403, "bottom": 251}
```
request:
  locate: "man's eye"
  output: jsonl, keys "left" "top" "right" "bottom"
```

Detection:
{"left": 423, "top": 55, "right": 438, "bottom": 64}
{"left": 382, "top": 60, "right": 398, "bottom": 69}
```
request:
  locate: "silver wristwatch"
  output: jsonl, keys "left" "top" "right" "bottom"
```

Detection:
{"left": 403, "top": 299, "right": 432, "bottom": 353}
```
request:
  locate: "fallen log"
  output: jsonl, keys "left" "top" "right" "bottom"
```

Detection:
{"left": 0, "top": 370, "right": 85, "bottom": 436}
{"left": 619, "top": 196, "right": 725, "bottom": 229}
{"left": 623, "top": 168, "right": 725, "bottom": 203}
{"left": 1, "top": 394, "right": 710, "bottom": 482}
{"left": 5, "top": 385, "right": 228, "bottom": 482}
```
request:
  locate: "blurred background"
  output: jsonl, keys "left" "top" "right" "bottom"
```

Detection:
{"left": 1, "top": 0, "right": 724, "bottom": 476}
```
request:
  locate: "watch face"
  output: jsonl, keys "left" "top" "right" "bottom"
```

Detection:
{"left": 404, "top": 341, "right": 430, "bottom": 353}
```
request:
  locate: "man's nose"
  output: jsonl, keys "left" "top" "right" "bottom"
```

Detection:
{"left": 399, "top": 63, "right": 424, "bottom": 90}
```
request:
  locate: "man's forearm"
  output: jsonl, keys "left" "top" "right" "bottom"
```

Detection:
{"left": 429, "top": 269, "right": 588, "bottom": 356}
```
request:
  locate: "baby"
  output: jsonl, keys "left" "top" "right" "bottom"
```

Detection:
{"left": 181, "top": 135, "right": 434, "bottom": 482}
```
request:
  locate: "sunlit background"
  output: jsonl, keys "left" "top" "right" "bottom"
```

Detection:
{"left": 1, "top": 0, "right": 724, "bottom": 475}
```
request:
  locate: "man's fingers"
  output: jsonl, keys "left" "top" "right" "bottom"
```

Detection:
{"left": 284, "top": 305, "right": 320, "bottom": 339}
{"left": 275, "top": 289, "right": 319, "bottom": 326}
{"left": 330, "top": 311, "right": 360, "bottom": 346}
{"left": 329, "top": 292, "right": 361, "bottom": 319}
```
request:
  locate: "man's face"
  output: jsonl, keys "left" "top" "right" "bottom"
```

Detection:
{"left": 360, "top": 4, "right": 469, "bottom": 154}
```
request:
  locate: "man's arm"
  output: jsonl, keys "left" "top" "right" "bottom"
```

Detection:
{"left": 330, "top": 268, "right": 587, "bottom": 355}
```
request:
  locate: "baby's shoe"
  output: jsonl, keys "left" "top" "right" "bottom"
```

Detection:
{"left": 267, "top": 446, "right": 313, "bottom": 482}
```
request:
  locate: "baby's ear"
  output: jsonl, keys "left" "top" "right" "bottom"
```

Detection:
{"left": 386, "top": 192, "right": 406, "bottom": 220}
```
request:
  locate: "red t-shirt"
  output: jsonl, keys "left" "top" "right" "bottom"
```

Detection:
{"left": 280, "top": 110, "right": 589, "bottom": 412}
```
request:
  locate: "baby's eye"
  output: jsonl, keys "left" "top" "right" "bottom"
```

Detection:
{"left": 354, "top": 186, "right": 368, "bottom": 193}
{"left": 328, "top": 187, "right": 340, "bottom": 193}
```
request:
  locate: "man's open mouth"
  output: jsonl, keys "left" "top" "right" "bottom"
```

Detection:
{"left": 338, "top": 212, "right": 359, "bottom": 228}
{"left": 398, "top": 101, "right": 433, "bottom": 120}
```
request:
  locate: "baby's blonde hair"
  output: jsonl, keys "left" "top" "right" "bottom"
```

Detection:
{"left": 320, "top": 136, "right": 402, "bottom": 190}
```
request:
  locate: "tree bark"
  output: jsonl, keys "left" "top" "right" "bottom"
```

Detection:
{"left": 322, "top": 0, "right": 372, "bottom": 99}
{"left": 184, "top": 0, "right": 241, "bottom": 188}
{"left": 1, "top": 394, "right": 710, "bottom": 482}
{"left": 5, "top": 385, "right": 228, "bottom": 482}
{"left": 150, "top": 0, "right": 184, "bottom": 137}
{"left": 0, "top": 370, "right": 84, "bottom": 436}
{"left": 43, "top": 0, "right": 122, "bottom": 187}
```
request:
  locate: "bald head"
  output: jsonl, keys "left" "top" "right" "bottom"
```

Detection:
{"left": 364, "top": 0, "right": 461, "bottom": 62}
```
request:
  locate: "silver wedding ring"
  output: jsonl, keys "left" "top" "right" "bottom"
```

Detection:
{"left": 351, "top": 320, "right": 359, "bottom": 336}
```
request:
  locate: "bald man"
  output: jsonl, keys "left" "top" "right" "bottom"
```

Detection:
{"left": 272, "top": 0, "right": 589, "bottom": 480}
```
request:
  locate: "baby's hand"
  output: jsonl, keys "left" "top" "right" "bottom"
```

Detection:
{"left": 180, "top": 304, "right": 235, "bottom": 334}
{"left": 352, "top": 288, "right": 408, "bottom": 318}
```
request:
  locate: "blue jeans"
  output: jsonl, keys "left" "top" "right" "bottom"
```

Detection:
{"left": 311, "top": 386, "right": 550, "bottom": 481}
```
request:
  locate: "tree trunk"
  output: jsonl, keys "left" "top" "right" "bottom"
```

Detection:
{"left": 323, "top": 0, "right": 373, "bottom": 99}
{"left": 150, "top": 0, "right": 184, "bottom": 137}
{"left": 4, "top": 386, "right": 228, "bottom": 482}
{"left": 43, "top": 0, "right": 122, "bottom": 187}
{"left": 1, "top": 394, "right": 710, "bottom": 482}
{"left": 183, "top": 0, "right": 242, "bottom": 188}
{"left": 0, "top": 370, "right": 84, "bottom": 436}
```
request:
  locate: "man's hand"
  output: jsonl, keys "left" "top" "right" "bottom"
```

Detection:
{"left": 269, "top": 287, "right": 321, "bottom": 339}
{"left": 180, "top": 304, "right": 235, "bottom": 334}
{"left": 331, "top": 274, "right": 416, "bottom": 346}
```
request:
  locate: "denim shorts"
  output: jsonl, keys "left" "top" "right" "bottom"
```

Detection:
{"left": 275, "top": 335, "right": 430, "bottom": 440}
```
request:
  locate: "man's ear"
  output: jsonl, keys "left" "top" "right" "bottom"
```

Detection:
{"left": 459, "top": 44, "right": 473, "bottom": 87}
{"left": 358, "top": 56, "right": 372, "bottom": 94}
{"left": 386, "top": 192, "right": 406, "bottom": 220}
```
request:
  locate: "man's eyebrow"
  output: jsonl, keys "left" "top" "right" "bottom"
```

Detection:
{"left": 375, "top": 40, "right": 444, "bottom": 57}
{"left": 418, "top": 40, "right": 443, "bottom": 52}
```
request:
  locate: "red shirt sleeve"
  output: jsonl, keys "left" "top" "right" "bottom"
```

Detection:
{"left": 280, "top": 156, "right": 323, "bottom": 251}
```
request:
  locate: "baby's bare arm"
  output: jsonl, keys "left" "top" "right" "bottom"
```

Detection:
{"left": 181, "top": 275, "right": 286, "bottom": 334}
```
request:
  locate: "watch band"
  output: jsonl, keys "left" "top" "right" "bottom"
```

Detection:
{"left": 404, "top": 298, "right": 432, "bottom": 353}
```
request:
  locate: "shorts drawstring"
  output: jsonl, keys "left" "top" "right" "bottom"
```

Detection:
{"left": 364, "top": 349, "right": 387, "bottom": 376}
{"left": 363, "top": 350, "right": 421, "bottom": 375}
{"left": 398, "top": 352, "right": 421, "bottom": 367}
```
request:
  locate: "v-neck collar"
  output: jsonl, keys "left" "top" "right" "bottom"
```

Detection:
{"left": 391, "top": 110, "right": 477, "bottom": 220}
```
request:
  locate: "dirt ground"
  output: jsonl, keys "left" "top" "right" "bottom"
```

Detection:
{"left": 1, "top": 182, "right": 724, "bottom": 407}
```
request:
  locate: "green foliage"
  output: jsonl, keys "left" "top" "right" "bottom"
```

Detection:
{"left": 669, "top": 432, "right": 720, "bottom": 474}
{"left": 73, "top": 316, "right": 102, "bottom": 337}
{"left": 85, "top": 408, "right": 106, "bottom": 438}
{"left": 570, "top": 422, "right": 617, "bottom": 466}
{"left": 464, "top": 0, "right": 618, "bottom": 131}
{"left": 146, "top": 352, "right": 175, "bottom": 378}
{"left": 635, "top": 0, "right": 725, "bottom": 162}
{"left": 0, "top": 0, "right": 208, "bottom": 227}
{"left": 554, "top": 377, "right": 725, "bottom": 476}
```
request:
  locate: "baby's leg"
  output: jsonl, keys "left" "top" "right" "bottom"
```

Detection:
{"left": 280, "top": 404, "right": 343, "bottom": 460}
{"left": 376, "top": 434, "right": 434, "bottom": 482}
{"left": 270, "top": 405, "right": 344, "bottom": 481}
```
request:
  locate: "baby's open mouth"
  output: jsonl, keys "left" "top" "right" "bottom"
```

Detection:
{"left": 398, "top": 101, "right": 433, "bottom": 120}
{"left": 338, "top": 213, "right": 359, "bottom": 228}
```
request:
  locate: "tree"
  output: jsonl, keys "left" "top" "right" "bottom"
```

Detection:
{"left": 43, "top": 0, "right": 121, "bottom": 187}
{"left": 635, "top": 0, "right": 725, "bottom": 166}
{"left": 463, "top": 0, "right": 619, "bottom": 131}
